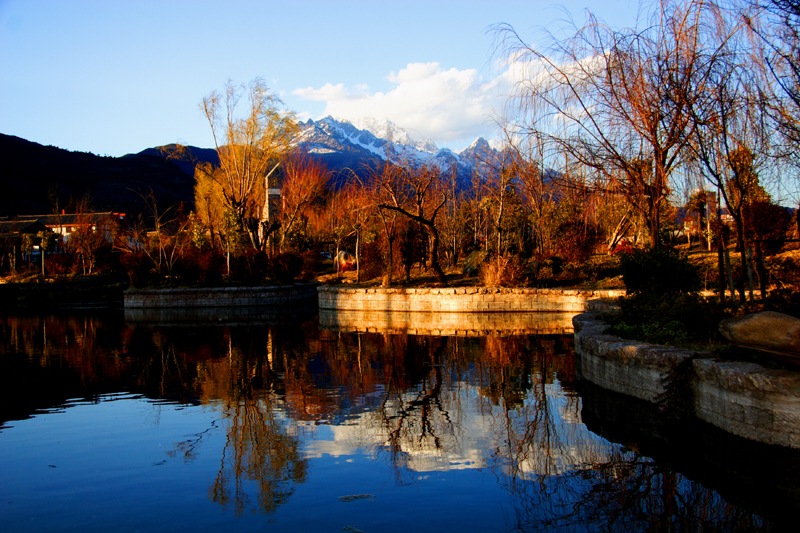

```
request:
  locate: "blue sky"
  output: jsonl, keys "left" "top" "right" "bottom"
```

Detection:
{"left": 0, "top": 0, "right": 636, "bottom": 156}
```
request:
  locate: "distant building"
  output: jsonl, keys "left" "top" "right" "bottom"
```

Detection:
{"left": 30, "top": 211, "right": 126, "bottom": 242}
{"left": 0, "top": 212, "right": 126, "bottom": 274}
{"left": 0, "top": 218, "right": 47, "bottom": 272}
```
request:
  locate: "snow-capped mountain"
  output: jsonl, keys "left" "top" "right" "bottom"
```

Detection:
{"left": 294, "top": 116, "right": 509, "bottom": 185}
{"left": 349, "top": 117, "right": 439, "bottom": 154}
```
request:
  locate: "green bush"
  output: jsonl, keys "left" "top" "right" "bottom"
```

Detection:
{"left": 609, "top": 320, "right": 690, "bottom": 346}
{"left": 619, "top": 248, "right": 700, "bottom": 296}
{"left": 611, "top": 292, "right": 725, "bottom": 345}
{"left": 610, "top": 248, "right": 725, "bottom": 346}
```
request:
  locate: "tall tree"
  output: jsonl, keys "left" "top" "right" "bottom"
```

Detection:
{"left": 688, "top": 3, "right": 770, "bottom": 301}
{"left": 375, "top": 163, "right": 450, "bottom": 284}
{"left": 276, "top": 154, "right": 329, "bottom": 253}
{"left": 498, "top": 0, "right": 718, "bottom": 248}
{"left": 200, "top": 78, "right": 297, "bottom": 252}
{"left": 746, "top": 0, "right": 800, "bottom": 153}
{"left": 744, "top": 0, "right": 800, "bottom": 233}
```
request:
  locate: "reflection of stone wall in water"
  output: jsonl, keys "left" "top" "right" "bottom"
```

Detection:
{"left": 319, "top": 309, "right": 576, "bottom": 336}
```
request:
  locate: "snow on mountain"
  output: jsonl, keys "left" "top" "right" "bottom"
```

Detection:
{"left": 295, "top": 116, "right": 508, "bottom": 183}
{"left": 350, "top": 117, "right": 439, "bottom": 154}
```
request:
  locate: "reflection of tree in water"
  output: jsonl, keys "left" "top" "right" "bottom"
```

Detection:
{"left": 195, "top": 329, "right": 308, "bottom": 516}
{"left": 470, "top": 335, "right": 767, "bottom": 531}
{"left": 377, "top": 334, "right": 453, "bottom": 475}
{"left": 2, "top": 315, "right": 778, "bottom": 527}
{"left": 480, "top": 335, "right": 576, "bottom": 477}
{"left": 502, "top": 446, "right": 769, "bottom": 531}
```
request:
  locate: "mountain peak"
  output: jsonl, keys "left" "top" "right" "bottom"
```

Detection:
{"left": 467, "top": 137, "right": 491, "bottom": 151}
{"left": 332, "top": 116, "right": 439, "bottom": 155}
{"left": 295, "top": 116, "right": 505, "bottom": 188}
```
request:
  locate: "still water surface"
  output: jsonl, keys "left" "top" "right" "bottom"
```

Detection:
{"left": 0, "top": 312, "right": 797, "bottom": 532}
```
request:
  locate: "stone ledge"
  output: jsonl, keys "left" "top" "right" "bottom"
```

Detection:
{"left": 124, "top": 283, "right": 319, "bottom": 308}
{"left": 573, "top": 311, "right": 800, "bottom": 449}
{"left": 318, "top": 286, "right": 624, "bottom": 314}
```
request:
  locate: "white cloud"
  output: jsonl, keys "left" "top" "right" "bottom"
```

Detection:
{"left": 293, "top": 62, "right": 512, "bottom": 150}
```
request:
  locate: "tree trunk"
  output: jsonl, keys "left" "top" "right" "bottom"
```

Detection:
{"left": 648, "top": 197, "right": 661, "bottom": 250}
{"left": 717, "top": 236, "right": 726, "bottom": 300}
{"left": 753, "top": 240, "right": 768, "bottom": 299}
{"left": 733, "top": 215, "right": 747, "bottom": 302}
{"left": 425, "top": 224, "right": 447, "bottom": 285}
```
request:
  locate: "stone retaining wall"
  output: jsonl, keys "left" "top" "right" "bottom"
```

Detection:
{"left": 124, "top": 284, "right": 319, "bottom": 308}
{"left": 573, "top": 311, "right": 800, "bottom": 449}
{"left": 318, "top": 286, "right": 624, "bottom": 313}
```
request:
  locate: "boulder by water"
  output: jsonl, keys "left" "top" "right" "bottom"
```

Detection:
{"left": 719, "top": 311, "right": 800, "bottom": 359}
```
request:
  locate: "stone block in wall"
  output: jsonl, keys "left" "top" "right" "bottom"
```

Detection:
{"left": 575, "top": 310, "right": 800, "bottom": 449}
{"left": 692, "top": 358, "right": 800, "bottom": 448}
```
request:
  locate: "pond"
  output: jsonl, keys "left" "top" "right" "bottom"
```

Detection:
{"left": 0, "top": 311, "right": 797, "bottom": 532}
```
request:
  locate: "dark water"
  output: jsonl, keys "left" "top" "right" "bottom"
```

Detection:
{"left": 0, "top": 312, "right": 797, "bottom": 532}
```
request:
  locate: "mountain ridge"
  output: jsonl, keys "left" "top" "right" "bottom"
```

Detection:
{"left": 0, "top": 118, "right": 508, "bottom": 216}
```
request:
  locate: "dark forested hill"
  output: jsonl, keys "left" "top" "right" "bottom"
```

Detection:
{"left": 0, "top": 134, "right": 198, "bottom": 217}
{"left": 1, "top": 120, "right": 508, "bottom": 218}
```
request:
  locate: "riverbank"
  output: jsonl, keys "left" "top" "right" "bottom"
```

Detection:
{"left": 124, "top": 283, "right": 319, "bottom": 308}
{"left": 0, "top": 275, "right": 127, "bottom": 310}
{"left": 573, "top": 310, "right": 800, "bottom": 449}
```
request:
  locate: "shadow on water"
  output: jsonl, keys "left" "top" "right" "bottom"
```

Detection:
{"left": 1, "top": 310, "right": 797, "bottom": 529}
{"left": 578, "top": 380, "right": 800, "bottom": 527}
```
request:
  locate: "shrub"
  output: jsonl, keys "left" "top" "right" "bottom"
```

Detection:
{"left": 610, "top": 248, "right": 724, "bottom": 347}
{"left": 358, "top": 241, "right": 384, "bottom": 281}
{"left": 298, "top": 249, "right": 321, "bottom": 281}
{"left": 230, "top": 249, "right": 270, "bottom": 284}
{"left": 766, "top": 253, "right": 800, "bottom": 290}
{"left": 480, "top": 254, "right": 526, "bottom": 287}
{"left": 553, "top": 221, "right": 601, "bottom": 263}
{"left": 175, "top": 248, "right": 224, "bottom": 286}
{"left": 268, "top": 252, "right": 303, "bottom": 283}
{"left": 619, "top": 248, "right": 700, "bottom": 296}
{"left": 745, "top": 200, "right": 791, "bottom": 255}
{"left": 532, "top": 255, "right": 563, "bottom": 279}
{"left": 119, "top": 251, "right": 156, "bottom": 288}
{"left": 612, "top": 292, "right": 726, "bottom": 345}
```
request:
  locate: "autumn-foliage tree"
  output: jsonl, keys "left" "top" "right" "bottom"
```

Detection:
{"left": 198, "top": 78, "right": 297, "bottom": 253}
{"left": 276, "top": 153, "right": 330, "bottom": 253}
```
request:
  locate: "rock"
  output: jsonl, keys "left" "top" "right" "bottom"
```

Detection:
{"left": 719, "top": 311, "right": 800, "bottom": 358}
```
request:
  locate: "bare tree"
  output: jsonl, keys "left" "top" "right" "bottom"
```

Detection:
{"left": 688, "top": 3, "right": 771, "bottom": 301}
{"left": 498, "top": 0, "right": 720, "bottom": 249}
{"left": 116, "top": 191, "right": 191, "bottom": 283}
{"left": 745, "top": 0, "right": 800, "bottom": 151}
{"left": 744, "top": 0, "right": 800, "bottom": 232}
{"left": 375, "top": 163, "right": 450, "bottom": 285}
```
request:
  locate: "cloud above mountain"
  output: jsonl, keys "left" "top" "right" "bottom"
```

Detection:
{"left": 293, "top": 62, "right": 511, "bottom": 150}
